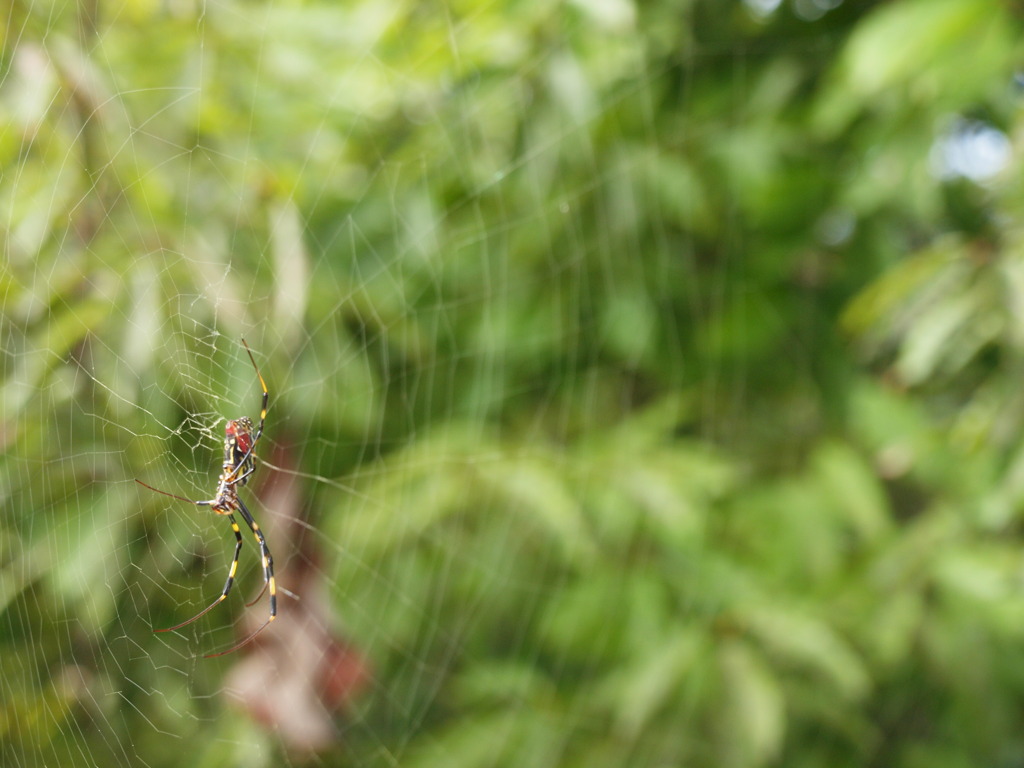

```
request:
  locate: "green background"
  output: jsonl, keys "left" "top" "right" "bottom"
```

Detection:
{"left": 4, "top": 0, "right": 1024, "bottom": 766}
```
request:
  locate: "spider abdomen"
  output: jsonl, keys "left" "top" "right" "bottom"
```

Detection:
{"left": 225, "top": 417, "right": 256, "bottom": 485}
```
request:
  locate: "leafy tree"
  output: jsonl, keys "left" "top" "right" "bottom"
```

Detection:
{"left": 2, "top": 0, "right": 1024, "bottom": 766}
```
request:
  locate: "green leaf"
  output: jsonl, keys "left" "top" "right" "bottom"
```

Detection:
{"left": 812, "top": 442, "right": 891, "bottom": 542}
{"left": 744, "top": 605, "right": 870, "bottom": 702}
{"left": 613, "top": 626, "right": 703, "bottom": 741}
{"left": 719, "top": 639, "right": 786, "bottom": 767}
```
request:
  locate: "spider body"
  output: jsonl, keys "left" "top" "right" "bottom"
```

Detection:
{"left": 136, "top": 339, "right": 276, "bottom": 658}
{"left": 224, "top": 417, "right": 256, "bottom": 487}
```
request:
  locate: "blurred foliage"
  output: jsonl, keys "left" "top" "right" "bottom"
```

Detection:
{"left": 4, "top": 0, "right": 1024, "bottom": 766}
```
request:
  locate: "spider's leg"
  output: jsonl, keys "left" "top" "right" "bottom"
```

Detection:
{"left": 224, "top": 460, "right": 256, "bottom": 488}
{"left": 152, "top": 510, "right": 246, "bottom": 635}
{"left": 229, "top": 338, "right": 268, "bottom": 481}
{"left": 205, "top": 495, "right": 276, "bottom": 657}
{"left": 245, "top": 577, "right": 268, "bottom": 607}
{"left": 135, "top": 479, "right": 207, "bottom": 505}
{"left": 136, "top": 482, "right": 244, "bottom": 634}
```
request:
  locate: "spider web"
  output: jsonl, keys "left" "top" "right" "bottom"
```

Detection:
{"left": 3, "top": 1, "right": 994, "bottom": 767}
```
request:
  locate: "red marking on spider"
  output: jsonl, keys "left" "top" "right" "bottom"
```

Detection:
{"left": 227, "top": 422, "right": 253, "bottom": 454}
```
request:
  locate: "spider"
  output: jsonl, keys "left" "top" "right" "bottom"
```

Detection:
{"left": 136, "top": 339, "right": 276, "bottom": 657}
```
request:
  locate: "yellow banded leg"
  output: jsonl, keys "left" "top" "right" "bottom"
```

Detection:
{"left": 156, "top": 514, "right": 245, "bottom": 634}
{"left": 205, "top": 497, "right": 276, "bottom": 657}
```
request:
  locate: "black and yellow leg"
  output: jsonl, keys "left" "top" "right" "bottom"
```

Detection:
{"left": 226, "top": 461, "right": 257, "bottom": 488}
{"left": 230, "top": 338, "right": 269, "bottom": 481}
{"left": 155, "top": 511, "right": 245, "bottom": 634}
{"left": 205, "top": 496, "right": 276, "bottom": 658}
